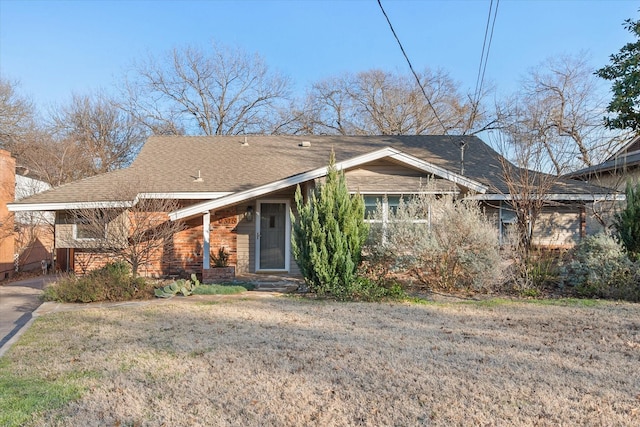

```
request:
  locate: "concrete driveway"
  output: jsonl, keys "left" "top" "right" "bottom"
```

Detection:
{"left": 0, "top": 275, "right": 57, "bottom": 356}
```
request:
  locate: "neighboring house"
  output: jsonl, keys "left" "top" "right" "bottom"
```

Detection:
{"left": 7, "top": 135, "right": 619, "bottom": 279}
{"left": 565, "top": 135, "right": 640, "bottom": 233}
{"left": 0, "top": 149, "right": 54, "bottom": 279}
{"left": 566, "top": 135, "right": 640, "bottom": 191}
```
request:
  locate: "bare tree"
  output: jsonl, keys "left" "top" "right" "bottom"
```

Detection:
{"left": 293, "top": 68, "right": 490, "bottom": 136}
{"left": 71, "top": 197, "right": 186, "bottom": 277}
{"left": 122, "top": 42, "right": 292, "bottom": 135}
{"left": 0, "top": 78, "right": 36, "bottom": 150}
{"left": 14, "top": 130, "right": 95, "bottom": 186}
{"left": 48, "top": 92, "right": 147, "bottom": 175}
{"left": 300, "top": 75, "right": 358, "bottom": 135}
{"left": 489, "top": 130, "right": 568, "bottom": 291}
{"left": 5, "top": 91, "right": 146, "bottom": 187}
{"left": 497, "top": 54, "right": 628, "bottom": 176}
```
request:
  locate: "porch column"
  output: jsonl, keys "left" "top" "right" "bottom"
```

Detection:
{"left": 203, "top": 211, "right": 211, "bottom": 269}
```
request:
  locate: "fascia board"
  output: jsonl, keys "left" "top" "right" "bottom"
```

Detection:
{"left": 466, "top": 194, "right": 626, "bottom": 202}
{"left": 7, "top": 192, "right": 232, "bottom": 213}
{"left": 7, "top": 200, "right": 135, "bottom": 212}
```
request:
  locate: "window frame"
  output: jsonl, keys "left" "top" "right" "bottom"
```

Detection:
{"left": 73, "top": 215, "right": 107, "bottom": 241}
{"left": 360, "top": 193, "right": 430, "bottom": 227}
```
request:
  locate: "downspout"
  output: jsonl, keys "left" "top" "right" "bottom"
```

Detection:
{"left": 203, "top": 211, "right": 211, "bottom": 270}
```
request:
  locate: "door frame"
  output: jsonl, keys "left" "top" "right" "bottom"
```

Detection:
{"left": 255, "top": 199, "right": 291, "bottom": 273}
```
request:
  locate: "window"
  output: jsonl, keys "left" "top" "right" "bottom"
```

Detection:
{"left": 74, "top": 216, "right": 106, "bottom": 240}
{"left": 364, "top": 195, "right": 380, "bottom": 220}
{"left": 363, "top": 194, "right": 426, "bottom": 224}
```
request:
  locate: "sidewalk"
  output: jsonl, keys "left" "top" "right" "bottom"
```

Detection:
{"left": 0, "top": 274, "right": 57, "bottom": 357}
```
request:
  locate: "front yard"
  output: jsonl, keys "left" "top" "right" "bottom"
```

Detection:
{"left": 2, "top": 296, "right": 639, "bottom": 426}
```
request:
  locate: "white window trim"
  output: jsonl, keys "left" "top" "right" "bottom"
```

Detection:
{"left": 73, "top": 222, "right": 107, "bottom": 241}
{"left": 363, "top": 194, "right": 431, "bottom": 229}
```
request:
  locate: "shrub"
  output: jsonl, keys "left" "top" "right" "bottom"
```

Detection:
{"left": 613, "top": 181, "right": 640, "bottom": 260}
{"left": 364, "top": 192, "right": 503, "bottom": 292}
{"left": 211, "top": 247, "right": 230, "bottom": 267}
{"left": 348, "top": 276, "right": 406, "bottom": 302}
{"left": 291, "top": 152, "right": 369, "bottom": 300}
{"left": 43, "top": 274, "right": 99, "bottom": 303}
{"left": 563, "top": 233, "right": 639, "bottom": 301}
{"left": 505, "top": 248, "right": 565, "bottom": 296}
{"left": 43, "top": 262, "right": 154, "bottom": 303}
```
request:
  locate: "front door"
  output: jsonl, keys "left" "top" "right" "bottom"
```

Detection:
{"left": 256, "top": 201, "right": 290, "bottom": 271}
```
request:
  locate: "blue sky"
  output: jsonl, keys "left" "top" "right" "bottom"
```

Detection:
{"left": 0, "top": 0, "right": 637, "bottom": 110}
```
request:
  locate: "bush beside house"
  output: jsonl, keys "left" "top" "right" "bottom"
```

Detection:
{"left": 292, "top": 154, "right": 373, "bottom": 300}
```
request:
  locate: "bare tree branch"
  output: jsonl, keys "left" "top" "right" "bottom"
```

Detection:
{"left": 121, "top": 42, "right": 292, "bottom": 136}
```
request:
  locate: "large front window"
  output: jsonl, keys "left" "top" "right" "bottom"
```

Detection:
{"left": 74, "top": 216, "right": 106, "bottom": 240}
{"left": 363, "top": 194, "right": 428, "bottom": 224}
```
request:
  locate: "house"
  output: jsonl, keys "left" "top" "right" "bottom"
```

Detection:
{"left": 0, "top": 149, "right": 54, "bottom": 279}
{"left": 565, "top": 135, "right": 640, "bottom": 233}
{"left": 7, "top": 135, "right": 619, "bottom": 279}
{"left": 566, "top": 135, "right": 640, "bottom": 191}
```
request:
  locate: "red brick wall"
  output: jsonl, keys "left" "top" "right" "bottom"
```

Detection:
{"left": 0, "top": 150, "right": 15, "bottom": 279}
{"left": 74, "top": 251, "right": 112, "bottom": 275}
{"left": 170, "top": 217, "right": 204, "bottom": 276}
{"left": 210, "top": 208, "right": 238, "bottom": 266}
{"left": 71, "top": 207, "right": 240, "bottom": 278}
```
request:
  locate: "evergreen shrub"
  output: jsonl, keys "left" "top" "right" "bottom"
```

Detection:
{"left": 613, "top": 181, "right": 640, "bottom": 260}
{"left": 291, "top": 153, "right": 370, "bottom": 300}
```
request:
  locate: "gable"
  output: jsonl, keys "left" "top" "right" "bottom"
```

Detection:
{"left": 609, "top": 135, "right": 640, "bottom": 160}
{"left": 344, "top": 159, "right": 458, "bottom": 194}
{"left": 169, "top": 147, "right": 486, "bottom": 220}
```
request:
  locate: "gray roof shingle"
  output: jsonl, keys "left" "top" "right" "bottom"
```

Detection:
{"left": 11, "top": 135, "right": 612, "bottom": 206}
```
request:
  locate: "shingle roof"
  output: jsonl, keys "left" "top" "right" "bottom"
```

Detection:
{"left": 10, "top": 135, "right": 613, "bottom": 207}
{"left": 565, "top": 152, "right": 640, "bottom": 179}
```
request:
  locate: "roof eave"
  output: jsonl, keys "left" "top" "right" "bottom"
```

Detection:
{"left": 466, "top": 194, "right": 625, "bottom": 202}
{"left": 7, "top": 200, "right": 136, "bottom": 212}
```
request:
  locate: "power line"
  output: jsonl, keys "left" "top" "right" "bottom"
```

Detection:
{"left": 468, "top": 0, "right": 500, "bottom": 132}
{"left": 377, "top": 0, "right": 449, "bottom": 135}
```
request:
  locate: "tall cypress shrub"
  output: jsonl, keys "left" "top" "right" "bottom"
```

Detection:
{"left": 614, "top": 181, "right": 640, "bottom": 260}
{"left": 291, "top": 152, "right": 369, "bottom": 298}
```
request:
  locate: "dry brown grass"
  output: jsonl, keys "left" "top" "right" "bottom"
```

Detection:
{"left": 7, "top": 296, "right": 640, "bottom": 426}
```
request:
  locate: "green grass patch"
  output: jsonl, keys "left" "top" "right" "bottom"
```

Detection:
{"left": 457, "top": 298, "right": 514, "bottom": 308}
{"left": 393, "top": 294, "right": 607, "bottom": 309}
{"left": 519, "top": 298, "right": 602, "bottom": 307}
{"left": 192, "top": 283, "right": 252, "bottom": 295}
{"left": 0, "top": 358, "right": 87, "bottom": 427}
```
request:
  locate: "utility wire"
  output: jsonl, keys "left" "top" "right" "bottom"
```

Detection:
{"left": 467, "top": 0, "right": 500, "bottom": 133}
{"left": 377, "top": 0, "right": 449, "bottom": 135}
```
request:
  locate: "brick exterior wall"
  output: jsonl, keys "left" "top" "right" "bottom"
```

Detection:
{"left": 210, "top": 208, "right": 238, "bottom": 267}
{"left": 70, "top": 207, "right": 240, "bottom": 279}
{"left": 202, "top": 266, "right": 236, "bottom": 282}
{"left": 0, "top": 150, "right": 15, "bottom": 279}
{"left": 73, "top": 251, "right": 113, "bottom": 275}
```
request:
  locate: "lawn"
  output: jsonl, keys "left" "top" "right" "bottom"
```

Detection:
{"left": 2, "top": 296, "right": 639, "bottom": 426}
